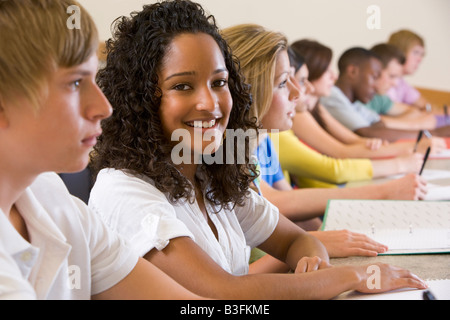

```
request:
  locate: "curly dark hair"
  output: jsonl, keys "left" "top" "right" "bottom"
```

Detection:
{"left": 92, "top": 0, "right": 258, "bottom": 210}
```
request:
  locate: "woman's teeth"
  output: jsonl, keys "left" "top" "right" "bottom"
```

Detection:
{"left": 188, "top": 120, "right": 216, "bottom": 128}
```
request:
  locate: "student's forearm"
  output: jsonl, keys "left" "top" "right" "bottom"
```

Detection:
{"left": 371, "top": 157, "right": 407, "bottom": 177}
{"left": 144, "top": 237, "right": 346, "bottom": 299}
{"left": 335, "top": 141, "right": 414, "bottom": 159}
{"left": 358, "top": 125, "right": 450, "bottom": 141}
{"left": 258, "top": 214, "right": 329, "bottom": 268}
{"left": 92, "top": 258, "right": 205, "bottom": 300}
{"left": 266, "top": 185, "right": 387, "bottom": 221}
{"left": 381, "top": 115, "right": 436, "bottom": 130}
{"left": 355, "top": 126, "right": 419, "bottom": 142}
{"left": 227, "top": 265, "right": 362, "bottom": 300}
{"left": 248, "top": 254, "right": 290, "bottom": 274}
{"left": 143, "top": 238, "right": 425, "bottom": 300}
{"left": 285, "top": 232, "right": 330, "bottom": 267}
{"left": 430, "top": 125, "right": 450, "bottom": 137}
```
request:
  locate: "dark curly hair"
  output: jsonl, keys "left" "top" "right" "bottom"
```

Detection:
{"left": 92, "top": 0, "right": 258, "bottom": 210}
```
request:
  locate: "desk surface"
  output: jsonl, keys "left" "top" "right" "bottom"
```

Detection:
{"left": 334, "top": 158, "right": 450, "bottom": 282}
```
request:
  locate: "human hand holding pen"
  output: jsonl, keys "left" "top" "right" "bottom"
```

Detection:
{"left": 413, "top": 130, "right": 423, "bottom": 153}
{"left": 444, "top": 104, "right": 448, "bottom": 124}
{"left": 419, "top": 146, "right": 431, "bottom": 175}
{"left": 383, "top": 173, "right": 427, "bottom": 201}
{"left": 415, "top": 136, "right": 446, "bottom": 155}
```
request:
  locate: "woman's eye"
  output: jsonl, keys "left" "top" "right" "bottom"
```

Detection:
{"left": 213, "top": 79, "right": 228, "bottom": 87}
{"left": 279, "top": 79, "right": 288, "bottom": 88}
{"left": 173, "top": 84, "right": 191, "bottom": 91}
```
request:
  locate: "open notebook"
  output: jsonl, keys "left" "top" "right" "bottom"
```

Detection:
{"left": 322, "top": 200, "right": 450, "bottom": 255}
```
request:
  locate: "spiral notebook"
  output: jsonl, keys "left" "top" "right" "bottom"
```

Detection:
{"left": 322, "top": 200, "right": 450, "bottom": 255}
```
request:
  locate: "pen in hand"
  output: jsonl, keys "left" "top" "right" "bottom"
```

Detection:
{"left": 419, "top": 146, "right": 431, "bottom": 176}
{"left": 413, "top": 130, "right": 424, "bottom": 153}
{"left": 444, "top": 104, "right": 449, "bottom": 124}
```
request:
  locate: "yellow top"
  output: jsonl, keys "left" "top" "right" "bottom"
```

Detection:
{"left": 270, "top": 130, "right": 373, "bottom": 188}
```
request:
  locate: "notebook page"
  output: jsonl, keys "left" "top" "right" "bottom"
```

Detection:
{"left": 323, "top": 200, "right": 450, "bottom": 254}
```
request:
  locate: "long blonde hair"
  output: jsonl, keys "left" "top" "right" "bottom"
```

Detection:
{"left": 0, "top": 0, "right": 98, "bottom": 109}
{"left": 222, "top": 24, "right": 288, "bottom": 122}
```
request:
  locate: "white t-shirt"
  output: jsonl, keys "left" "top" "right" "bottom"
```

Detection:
{"left": 0, "top": 172, "right": 138, "bottom": 300}
{"left": 89, "top": 168, "right": 280, "bottom": 276}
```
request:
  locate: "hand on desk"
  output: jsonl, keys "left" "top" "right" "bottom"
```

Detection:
{"left": 310, "top": 230, "right": 388, "bottom": 258}
{"left": 353, "top": 263, "right": 428, "bottom": 294}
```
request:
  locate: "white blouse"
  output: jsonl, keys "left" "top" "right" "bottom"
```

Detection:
{"left": 89, "top": 168, "right": 279, "bottom": 276}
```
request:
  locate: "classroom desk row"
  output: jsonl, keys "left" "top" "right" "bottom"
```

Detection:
{"left": 335, "top": 158, "right": 450, "bottom": 282}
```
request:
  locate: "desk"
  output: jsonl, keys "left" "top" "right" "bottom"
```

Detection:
{"left": 333, "top": 158, "right": 450, "bottom": 282}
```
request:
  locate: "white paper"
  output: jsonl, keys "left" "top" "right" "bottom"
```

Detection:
{"left": 323, "top": 200, "right": 450, "bottom": 254}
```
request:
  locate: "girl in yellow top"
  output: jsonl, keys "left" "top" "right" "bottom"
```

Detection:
{"left": 273, "top": 130, "right": 372, "bottom": 188}
{"left": 274, "top": 50, "right": 423, "bottom": 188}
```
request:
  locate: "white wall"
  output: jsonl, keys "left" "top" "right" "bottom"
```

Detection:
{"left": 78, "top": 0, "right": 450, "bottom": 92}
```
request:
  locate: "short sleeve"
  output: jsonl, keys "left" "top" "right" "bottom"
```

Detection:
{"left": 321, "top": 88, "right": 380, "bottom": 131}
{"left": 71, "top": 197, "right": 138, "bottom": 295}
{"left": 89, "top": 169, "right": 195, "bottom": 257}
{"left": 234, "top": 189, "right": 279, "bottom": 248}
{"left": 366, "top": 94, "right": 394, "bottom": 114}
{"left": 387, "top": 78, "right": 420, "bottom": 105}
{"left": 256, "top": 136, "right": 285, "bottom": 186}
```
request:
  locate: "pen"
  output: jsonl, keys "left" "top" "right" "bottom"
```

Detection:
{"left": 423, "top": 289, "right": 437, "bottom": 300}
{"left": 419, "top": 146, "right": 431, "bottom": 175}
{"left": 413, "top": 130, "right": 423, "bottom": 153}
{"left": 444, "top": 104, "right": 449, "bottom": 123}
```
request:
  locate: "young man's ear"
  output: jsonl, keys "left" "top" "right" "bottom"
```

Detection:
{"left": 346, "top": 64, "right": 359, "bottom": 80}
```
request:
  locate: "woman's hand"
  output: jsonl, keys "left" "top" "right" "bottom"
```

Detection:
{"left": 364, "top": 138, "right": 388, "bottom": 150}
{"left": 294, "top": 256, "right": 331, "bottom": 273}
{"left": 310, "top": 230, "right": 388, "bottom": 257}
{"left": 353, "top": 263, "right": 427, "bottom": 293}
